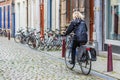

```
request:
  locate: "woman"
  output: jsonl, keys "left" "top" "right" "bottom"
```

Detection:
{"left": 64, "top": 11, "right": 88, "bottom": 64}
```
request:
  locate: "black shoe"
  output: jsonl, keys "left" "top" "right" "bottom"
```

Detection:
{"left": 69, "top": 60, "right": 75, "bottom": 64}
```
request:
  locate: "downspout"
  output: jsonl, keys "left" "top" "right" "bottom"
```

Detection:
{"left": 102, "top": 0, "right": 104, "bottom": 50}
{"left": 40, "top": 0, "right": 44, "bottom": 38}
{"left": 89, "top": 0, "right": 94, "bottom": 43}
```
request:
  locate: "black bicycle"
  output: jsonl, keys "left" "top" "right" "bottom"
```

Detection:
{"left": 65, "top": 41, "right": 96, "bottom": 75}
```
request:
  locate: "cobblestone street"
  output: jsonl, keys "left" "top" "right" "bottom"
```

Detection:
{"left": 0, "top": 37, "right": 104, "bottom": 80}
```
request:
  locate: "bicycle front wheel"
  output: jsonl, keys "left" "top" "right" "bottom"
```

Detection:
{"left": 65, "top": 48, "right": 75, "bottom": 70}
{"left": 79, "top": 51, "right": 92, "bottom": 75}
{"left": 14, "top": 34, "right": 21, "bottom": 43}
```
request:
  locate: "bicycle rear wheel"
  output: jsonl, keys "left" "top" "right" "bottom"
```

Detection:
{"left": 65, "top": 48, "right": 75, "bottom": 70}
{"left": 28, "top": 37, "right": 36, "bottom": 49}
{"left": 79, "top": 51, "right": 92, "bottom": 75}
{"left": 2, "top": 30, "right": 7, "bottom": 37}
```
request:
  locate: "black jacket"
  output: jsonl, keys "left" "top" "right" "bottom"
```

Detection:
{"left": 65, "top": 18, "right": 87, "bottom": 41}
{"left": 65, "top": 19, "right": 81, "bottom": 35}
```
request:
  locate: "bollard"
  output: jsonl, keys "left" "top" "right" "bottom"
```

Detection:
{"left": 107, "top": 44, "right": 113, "bottom": 72}
{"left": 62, "top": 37, "right": 66, "bottom": 58}
{"left": 8, "top": 31, "right": 10, "bottom": 40}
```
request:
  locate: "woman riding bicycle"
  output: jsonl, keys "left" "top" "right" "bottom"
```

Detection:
{"left": 64, "top": 10, "right": 88, "bottom": 64}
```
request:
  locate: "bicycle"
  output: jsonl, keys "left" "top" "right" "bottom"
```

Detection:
{"left": 14, "top": 28, "right": 35, "bottom": 44}
{"left": 14, "top": 28, "right": 24, "bottom": 43}
{"left": 64, "top": 37, "right": 96, "bottom": 75}
{"left": 0, "top": 29, "right": 7, "bottom": 37}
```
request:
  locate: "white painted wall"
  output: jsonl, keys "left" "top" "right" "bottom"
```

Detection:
{"left": 52, "top": 0, "right": 60, "bottom": 31}
{"left": 15, "top": 0, "right": 40, "bottom": 33}
{"left": 28, "top": 0, "right": 40, "bottom": 30}
{"left": 15, "top": 0, "right": 27, "bottom": 33}
{"left": 31, "top": 0, "right": 34, "bottom": 28}
{"left": 52, "top": 0, "right": 56, "bottom": 31}
{"left": 94, "top": 0, "right": 103, "bottom": 51}
{"left": 44, "top": 0, "right": 48, "bottom": 31}
{"left": 55, "top": 0, "right": 60, "bottom": 31}
{"left": 28, "top": 0, "right": 31, "bottom": 29}
{"left": 35, "top": 0, "right": 40, "bottom": 31}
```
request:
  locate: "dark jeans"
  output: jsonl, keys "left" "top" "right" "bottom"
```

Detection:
{"left": 71, "top": 40, "right": 81, "bottom": 64}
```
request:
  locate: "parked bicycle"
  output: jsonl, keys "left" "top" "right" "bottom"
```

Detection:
{"left": 14, "top": 28, "right": 24, "bottom": 43}
{"left": 36, "top": 30, "right": 62, "bottom": 51}
{"left": 14, "top": 28, "right": 36, "bottom": 45}
{"left": 0, "top": 29, "right": 7, "bottom": 37}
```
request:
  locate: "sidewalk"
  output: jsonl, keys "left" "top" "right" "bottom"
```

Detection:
{"left": 45, "top": 50, "right": 120, "bottom": 79}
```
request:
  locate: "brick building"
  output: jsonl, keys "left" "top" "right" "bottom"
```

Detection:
{"left": 0, "top": 0, "right": 13, "bottom": 36}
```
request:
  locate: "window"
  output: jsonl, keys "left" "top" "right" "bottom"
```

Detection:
{"left": 107, "top": 0, "right": 120, "bottom": 40}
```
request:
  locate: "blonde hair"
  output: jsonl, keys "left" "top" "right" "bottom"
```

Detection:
{"left": 73, "top": 11, "right": 84, "bottom": 20}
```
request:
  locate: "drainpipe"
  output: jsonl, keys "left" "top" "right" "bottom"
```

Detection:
{"left": 89, "top": 0, "right": 94, "bottom": 43}
{"left": 40, "top": 0, "right": 44, "bottom": 38}
{"left": 102, "top": 0, "right": 104, "bottom": 50}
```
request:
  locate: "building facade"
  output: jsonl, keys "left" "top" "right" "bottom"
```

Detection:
{"left": 28, "top": 0, "right": 40, "bottom": 30}
{"left": 15, "top": 0, "right": 27, "bottom": 34}
{"left": 0, "top": 0, "right": 13, "bottom": 35}
{"left": 52, "top": 0, "right": 60, "bottom": 31}
{"left": 104, "top": 0, "right": 120, "bottom": 53}
{"left": 60, "top": 0, "right": 94, "bottom": 42}
{"left": 60, "top": 0, "right": 105, "bottom": 52}
{"left": 15, "top": 0, "right": 40, "bottom": 35}
{"left": 2, "top": 0, "right": 120, "bottom": 54}
{"left": 44, "top": 0, "right": 60, "bottom": 32}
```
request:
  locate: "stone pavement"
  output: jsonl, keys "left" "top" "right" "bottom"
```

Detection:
{"left": 46, "top": 50, "right": 120, "bottom": 79}
{"left": 0, "top": 37, "right": 104, "bottom": 80}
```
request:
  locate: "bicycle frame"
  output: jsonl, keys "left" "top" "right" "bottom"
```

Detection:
{"left": 86, "top": 48, "right": 92, "bottom": 60}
